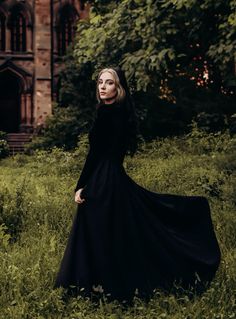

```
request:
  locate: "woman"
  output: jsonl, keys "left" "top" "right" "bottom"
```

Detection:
{"left": 54, "top": 66, "right": 221, "bottom": 304}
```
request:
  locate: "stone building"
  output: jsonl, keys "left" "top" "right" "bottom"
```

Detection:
{"left": 0, "top": 0, "right": 89, "bottom": 137}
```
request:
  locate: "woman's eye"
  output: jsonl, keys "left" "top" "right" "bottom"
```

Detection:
{"left": 99, "top": 81, "right": 114, "bottom": 85}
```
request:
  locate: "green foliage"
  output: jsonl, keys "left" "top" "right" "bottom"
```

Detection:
{"left": 0, "top": 131, "right": 9, "bottom": 159}
{"left": 0, "top": 177, "right": 28, "bottom": 241}
{"left": 29, "top": 0, "right": 236, "bottom": 150}
{"left": 0, "top": 131, "right": 7, "bottom": 140}
{"left": 71, "top": 0, "right": 236, "bottom": 140}
{"left": 57, "top": 51, "right": 96, "bottom": 111}
{"left": 0, "top": 131, "right": 235, "bottom": 317}
{"left": 207, "top": 0, "right": 236, "bottom": 84}
{"left": 27, "top": 55, "right": 96, "bottom": 151}
{"left": 27, "top": 104, "right": 83, "bottom": 151}
{"left": 74, "top": 0, "right": 236, "bottom": 91}
{"left": 0, "top": 224, "right": 11, "bottom": 251}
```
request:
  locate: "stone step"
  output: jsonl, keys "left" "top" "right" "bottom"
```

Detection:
{"left": 6, "top": 133, "right": 32, "bottom": 141}
{"left": 6, "top": 133, "right": 33, "bottom": 155}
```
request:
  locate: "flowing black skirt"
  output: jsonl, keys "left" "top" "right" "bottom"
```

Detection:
{"left": 54, "top": 158, "right": 221, "bottom": 303}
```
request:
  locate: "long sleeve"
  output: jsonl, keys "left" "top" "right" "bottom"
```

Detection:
{"left": 74, "top": 113, "right": 101, "bottom": 192}
{"left": 74, "top": 146, "right": 99, "bottom": 192}
{"left": 74, "top": 104, "right": 127, "bottom": 193}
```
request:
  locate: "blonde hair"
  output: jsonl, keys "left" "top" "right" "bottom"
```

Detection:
{"left": 96, "top": 68, "right": 126, "bottom": 104}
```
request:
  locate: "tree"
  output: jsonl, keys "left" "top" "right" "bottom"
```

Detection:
{"left": 74, "top": 0, "right": 235, "bottom": 89}
{"left": 30, "top": 0, "right": 236, "bottom": 151}
{"left": 72, "top": 0, "right": 236, "bottom": 136}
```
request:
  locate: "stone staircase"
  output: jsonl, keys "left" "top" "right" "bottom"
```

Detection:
{"left": 6, "top": 133, "right": 33, "bottom": 155}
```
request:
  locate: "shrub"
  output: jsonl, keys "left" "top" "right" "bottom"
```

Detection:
{"left": 0, "top": 182, "right": 27, "bottom": 242}
{"left": 0, "top": 131, "right": 9, "bottom": 159}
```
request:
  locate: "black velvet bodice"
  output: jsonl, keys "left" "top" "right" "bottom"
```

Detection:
{"left": 74, "top": 102, "right": 128, "bottom": 192}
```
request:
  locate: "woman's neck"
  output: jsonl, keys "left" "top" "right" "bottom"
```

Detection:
{"left": 104, "top": 98, "right": 116, "bottom": 105}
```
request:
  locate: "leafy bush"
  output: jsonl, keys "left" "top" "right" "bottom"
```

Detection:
{"left": 26, "top": 58, "right": 96, "bottom": 152}
{"left": 0, "top": 224, "right": 11, "bottom": 251}
{"left": 0, "top": 181, "right": 27, "bottom": 242}
{"left": 26, "top": 104, "right": 82, "bottom": 151}
{"left": 0, "top": 131, "right": 9, "bottom": 159}
{"left": 194, "top": 112, "right": 227, "bottom": 132}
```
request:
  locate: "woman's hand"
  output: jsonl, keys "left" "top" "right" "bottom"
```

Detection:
{"left": 75, "top": 188, "right": 85, "bottom": 204}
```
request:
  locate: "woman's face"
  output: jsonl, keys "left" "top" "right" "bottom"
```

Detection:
{"left": 98, "top": 71, "right": 117, "bottom": 104}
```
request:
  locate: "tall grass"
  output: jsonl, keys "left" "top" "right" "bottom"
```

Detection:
{"left": 0, "top": 130, "right": 235, "bottom": 318}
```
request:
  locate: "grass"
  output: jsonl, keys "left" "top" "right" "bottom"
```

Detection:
{"left": 0, "top": 130, "right": 235, "bottom": 318}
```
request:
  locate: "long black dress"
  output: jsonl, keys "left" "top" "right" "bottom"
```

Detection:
{"left": 54, "top": 101, "right": 221, "bottom": 303}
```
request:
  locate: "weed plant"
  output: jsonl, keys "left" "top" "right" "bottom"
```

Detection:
{"left": 0, "top": 130, "right": 235, "bottom": 318}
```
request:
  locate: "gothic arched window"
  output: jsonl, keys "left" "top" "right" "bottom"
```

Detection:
{"left": 58, "top": 5, "right": 77, "bottom": 56}
{"left": 0, "top": 11, "right": 6, "bottom": 51}
{"left": 10, "top": 7, "right": 26, "bottom": 52}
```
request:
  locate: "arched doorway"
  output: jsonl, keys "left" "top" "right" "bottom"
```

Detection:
{"left": 0, "top": 71, "right": 21, "bottom": 133}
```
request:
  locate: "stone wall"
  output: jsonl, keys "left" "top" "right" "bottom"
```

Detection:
{"left": 34, "top": 0, "right": 52, "bottom": 128}
{"left": 0, "top": 0, "right": 90, "bottom": 133}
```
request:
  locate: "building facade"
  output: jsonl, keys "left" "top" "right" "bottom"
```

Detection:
{"left": 0, "top": 0, "right": 89, "bottom": 134}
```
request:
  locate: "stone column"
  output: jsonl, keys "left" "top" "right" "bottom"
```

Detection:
{"left": 26, "top": 93, "right": 32, "bottom": 125}
{"left": 33, "top": 0, "right": 52, "bottom": 129}
{"left": 53, "top": 24, "right": 58, "bottom": 55}
{"left": 5, "top": 28, "right": 11, "bottom": 52}
{"left": 19, "top": 93, "right": 27, "bottom": 132}
{"left": 26, "top": 26, "right": 33, "bottom": 53}
{"left": 20, "top": 94, "right": 26, "bottom": 124}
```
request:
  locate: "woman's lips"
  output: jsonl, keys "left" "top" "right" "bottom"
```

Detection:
{"left": 100, "top": 92, "right": 106, "bottom": 95}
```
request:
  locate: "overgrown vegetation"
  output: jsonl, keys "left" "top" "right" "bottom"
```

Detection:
{"left": 27, "top": 0, "right": 236, "bottom": 150}
{"left": 0, "top": 130, "right": 235, "bottom": 318}
{"left": 0, "top": 131, "right": 9, "bottom": 159}
{"left": 27, "top": 58, "right": 96, "bottom": 151}
{"left": 73, "top": 0, "right": 236, "bottom": 133}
